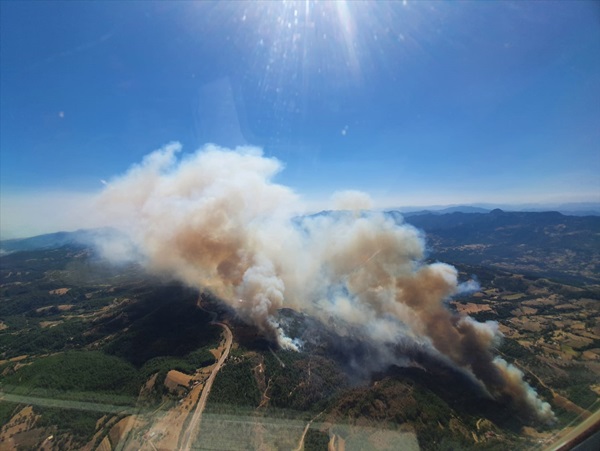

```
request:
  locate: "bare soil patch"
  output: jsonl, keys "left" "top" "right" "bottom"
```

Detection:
{"left": 509, "top": 317, "right": 543, "bottom": 333}
{"left": 108, "top": 416, "right": 136, "bottom": 448}
{"left": 454, "top": 302, "right": 492, "bottom": 315}
{"left": 96, "top": 436, "right": 112, "bottom": 451}
{"left": 0, "top": 406, "right": 41, "bottom": 449}
{"left": 164, "top": 370, "right": 192, "bottom": 392}
{"left": 522, "top": 296, "right": 558, "bottom": 307}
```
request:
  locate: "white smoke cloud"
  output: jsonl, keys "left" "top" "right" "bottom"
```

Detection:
{"left": 332, "top": 190, "right": 373, "bottom": 211}
{"left": 94, "top": 142, "right": 555, "bottom": 423}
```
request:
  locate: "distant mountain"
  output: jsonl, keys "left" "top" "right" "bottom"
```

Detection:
{"left": 398, "top": 210, "right": 436, "bottom": 218}
{"left": 397, "top": 209, "right": 600, "bottom": 284}
{"left": 400, "top": 206, "right": 490, "bottom": 217}
{"left": 399, "top": 209, "right": 598, "bottom": 237}
{"left": 435, "top": 206, "right": 491, "bottom": 214}
{"left": 471, "top": 202, "right": 600, "bottom": 216}
{"left": 395, "top": 202, "right": 600, "bottom": 216}
{"left": 0, "top": 228, "right": 118, "bottom": 255}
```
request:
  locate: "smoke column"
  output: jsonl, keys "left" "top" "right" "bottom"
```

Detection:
{"left": 95, "top": 142, "right": 554, "bottom": 423}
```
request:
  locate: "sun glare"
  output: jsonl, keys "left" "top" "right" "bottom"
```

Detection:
{"left": 188, "top": 0, "right": 420, "bottom": 93}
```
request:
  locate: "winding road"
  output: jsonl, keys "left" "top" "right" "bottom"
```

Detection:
{"left": 180, "top": 320, "right": 233, "bottom": 451}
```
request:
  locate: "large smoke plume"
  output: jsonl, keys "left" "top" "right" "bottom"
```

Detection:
{"left": 95, "top": 142, "right": 554, "bottom": 423}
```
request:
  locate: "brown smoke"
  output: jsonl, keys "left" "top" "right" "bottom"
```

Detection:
{"left": 94, "top": 142, "right": 555, "bottom": 423}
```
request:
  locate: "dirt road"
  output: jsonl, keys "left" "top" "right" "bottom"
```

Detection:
{"left": 179, "top": 322, "right": 233, "bottom": 451}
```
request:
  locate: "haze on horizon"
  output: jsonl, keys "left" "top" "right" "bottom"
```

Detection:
{"left": 1, "top": 1, "right": 599, "bottom": 239}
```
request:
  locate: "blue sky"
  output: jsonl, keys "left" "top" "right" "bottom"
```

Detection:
{"left": 1, "top": 1, "right": 599, "bottom": 238}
